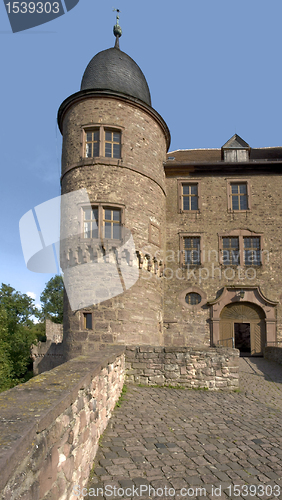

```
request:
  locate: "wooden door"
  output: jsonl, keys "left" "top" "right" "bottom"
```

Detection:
{"left": 220, "top": 302, "right": 265, "bottom": 355}
{"left": 219, "top": 321, "right": 234, "bottom": 347}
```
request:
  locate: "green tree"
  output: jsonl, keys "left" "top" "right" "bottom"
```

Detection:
{"left": 0, "top": 305, "right": 13, "bottom": 392}
{"left": 0, "top": 284, "right": 40, "bottom": 390}
{"left": 40, "top": 275, "right": 64, "bottom": 324}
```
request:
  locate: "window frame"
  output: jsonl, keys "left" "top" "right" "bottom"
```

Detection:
{"left": 218, "top": 229, "right": 264, "bottom": 266}
{"left": 81, "top": 202, "right": 125, "bottom": 242}
{"left": 177, "top": 179, "right": 201, "bottom": 213}
{"left": 226, "top": 179, "right": 252, "bottom": 212}
{"left": 82, "top": 124, "right": 123, "bottom": 161}
{"left": 85, "top": 128, "right": 100, "bottom": 159}
{"left": 179, "top": 286, "right": 207, "bottom": 310}
{"left": 82, "top": 312, "right": 93, "bottom": 330}
{"left": 179, "top": 233, "right": 203, "bottom": 266}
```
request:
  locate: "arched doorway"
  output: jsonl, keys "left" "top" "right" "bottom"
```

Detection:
{"left": 220, "top": 302, "right": 265, "bottom": 356}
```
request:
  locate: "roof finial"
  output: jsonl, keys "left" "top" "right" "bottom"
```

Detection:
{"left": 113, "top": 8, "right": 122, "bottom": 49}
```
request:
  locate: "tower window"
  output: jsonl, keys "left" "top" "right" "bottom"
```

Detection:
{"left": 82, "top": 204, "right": 123, "bottom": 240}
{"left": 85, "top": 129, "right": 99, "bottom": 158}
{"left": 83, "top": 312, "right": 92, "bottom": 329}
{"left": 84, "top": 126, "right": 122, "bottom": 159}
{"left": 83, "top": 207, "right": 99, "bottom": 239}
{"left": 103, "top": 208, "right": 121, "bottom": 239}
{"left": 105, "top": 130, "right": 121, "bottom": 158}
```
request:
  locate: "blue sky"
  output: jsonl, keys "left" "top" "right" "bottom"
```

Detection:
{"left": 0, "top": 0, "right": 281, "bottom": 307}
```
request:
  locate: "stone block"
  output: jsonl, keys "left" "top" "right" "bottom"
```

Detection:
{"left": 149, "top": 375, "right": 165, "bottom": 385}
{"left": 101, "top": 334, "right": 114, "bottom": 343}
{"left": 164, "top": 364, "right": 179, "bottom": 371}
{"left": 95, "top": 322, "right": 110, "bottom": 332}
{"left": 142, "top": 352, "right": 159, "bottom": 359}
{"left": 132, "top": 362, "right": 147, "bottom": 369}
{"left": 139, "top": 346, "right": 155, "bottom": 352}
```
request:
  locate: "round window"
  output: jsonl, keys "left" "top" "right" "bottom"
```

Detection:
{"left": 185, "top": 292, "right": 202, "bottom": 305}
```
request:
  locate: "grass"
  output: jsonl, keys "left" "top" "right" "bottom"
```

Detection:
{"left": 137, "top": 383, "right": 212, "bottom": 390}
{"left": 138, "top": 383, "right": 187, "bottom": 389}
{"left": 115, "top": 384, "right": 128, "bottom": 407}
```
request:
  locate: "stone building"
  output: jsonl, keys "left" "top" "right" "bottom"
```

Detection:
{"left": 57, "top": 22, "right": 282, "bottom": 360}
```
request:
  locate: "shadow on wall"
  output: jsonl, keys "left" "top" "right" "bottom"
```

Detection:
{"left": 31, "top": 319, "right": 64, "bottom": 374}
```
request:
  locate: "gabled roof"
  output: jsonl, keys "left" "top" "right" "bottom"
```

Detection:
{"left": 222, "top": 134, "right": 250, "bottom": 149}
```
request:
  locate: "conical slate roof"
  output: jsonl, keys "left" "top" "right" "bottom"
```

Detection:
{"left": 80, "top": 47, "right": 152, "bottom": 107}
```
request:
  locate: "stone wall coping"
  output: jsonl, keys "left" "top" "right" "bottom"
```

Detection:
{"left": 125, "top": 345, "right": 239, "bottom": 355}
{"left": 0, "top": 346, "right": 125, "bottom": 492}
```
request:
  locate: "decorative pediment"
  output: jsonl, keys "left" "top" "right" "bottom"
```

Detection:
{"left": 208, "top": 286, "right": 278, "bottom": 309}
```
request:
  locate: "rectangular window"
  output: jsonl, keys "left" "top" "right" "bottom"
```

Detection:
{"left": 244, "top": 237, "right": 261, "bottom": 266}
{"left": 227, "top": 180, "right": 251, "bottom": 212}
{"left": 231, "top": 183, "right": 248, "bottom": 210}
{"left": 85, "top": 129, "right": 99, "bottom": 158}
{"left": 105, "top": 130, "right": 121, "bottom": 159}
{"left": 103, "top": 208, "right": 121, "bottom": 239}
{"left": 222, "top": 237, "right": 240, "bottom": 265}
{"left": 184, "top": 237, "right": 201, "bottom": 265}
{"left": 82, "top": 204, "right": 123, "bottom": 241}
{"left": 84, "top": 126, "right": 122, "bottom": 159}
{"left": 83, "top": 313, "right": 92, "bottom": 329}
{"left": 182, "top": 184, "right": 198, "bottom": 211}
{"left": 219, "top": 232, "right": 262, "bottom": 266}
{"left": 83, "top": 207, "right": 99, "bottom": 239}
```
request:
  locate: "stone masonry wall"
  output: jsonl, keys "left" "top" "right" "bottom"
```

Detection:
{"left": 125, "top": 346, "right": 239, "bottom": 390}
{"left": 31, "top": 320, "right": 64, "bottom": 375}
{"left": 60, "top": 96, "right": 168, "bottom": 356}
{"left": 45, "top": 319, "right": 63, "bottom": 343}
{"left": 164, "top": 172, "right": 282, "bottom": 345}
{"left": 264, "top": 346, "right": 282, "bottom": 365}
{"left": 31, "top": 339, "right": 64, "bottom": 375}
{"left": 0, "top": 348, "right": 125, "bottom": 500}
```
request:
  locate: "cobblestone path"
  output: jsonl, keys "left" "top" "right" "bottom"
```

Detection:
{"left": 85, "top": 357, "right": 282, "bottom": 500}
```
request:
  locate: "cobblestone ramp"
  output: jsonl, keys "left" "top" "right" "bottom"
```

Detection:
{"left": 86, "top": 357, "right": 282, "bottom": 500}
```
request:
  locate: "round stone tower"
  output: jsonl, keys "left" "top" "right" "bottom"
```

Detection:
{"left": 57, "top": 23, "right": 170, "bottom": 360}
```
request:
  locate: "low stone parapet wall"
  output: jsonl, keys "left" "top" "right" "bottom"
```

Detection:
{"left": 0, "top": 347, "right": 125, "bottom": 500}
{"left": 125, "top": 345, "right": 239, "bottom": 390}
{"left": 264, "top": 346, "right": 282, "bottom": 365}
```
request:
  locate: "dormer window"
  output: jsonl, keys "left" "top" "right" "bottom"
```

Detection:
{"left": 222, "top": 134, "right": 250, "bottom": 162}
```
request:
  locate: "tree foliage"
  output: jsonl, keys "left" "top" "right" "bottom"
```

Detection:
{"left": 0, "top": 277, "right": 64, "bottom": 393}
{"left": 0, "top": 284, "right": 41, "bottom": 391}
{"left": 0, "top": 306, "right": 13, "bottom": 392}
{"left": 40, "top": 275, "right": 64, "bottom": 324}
